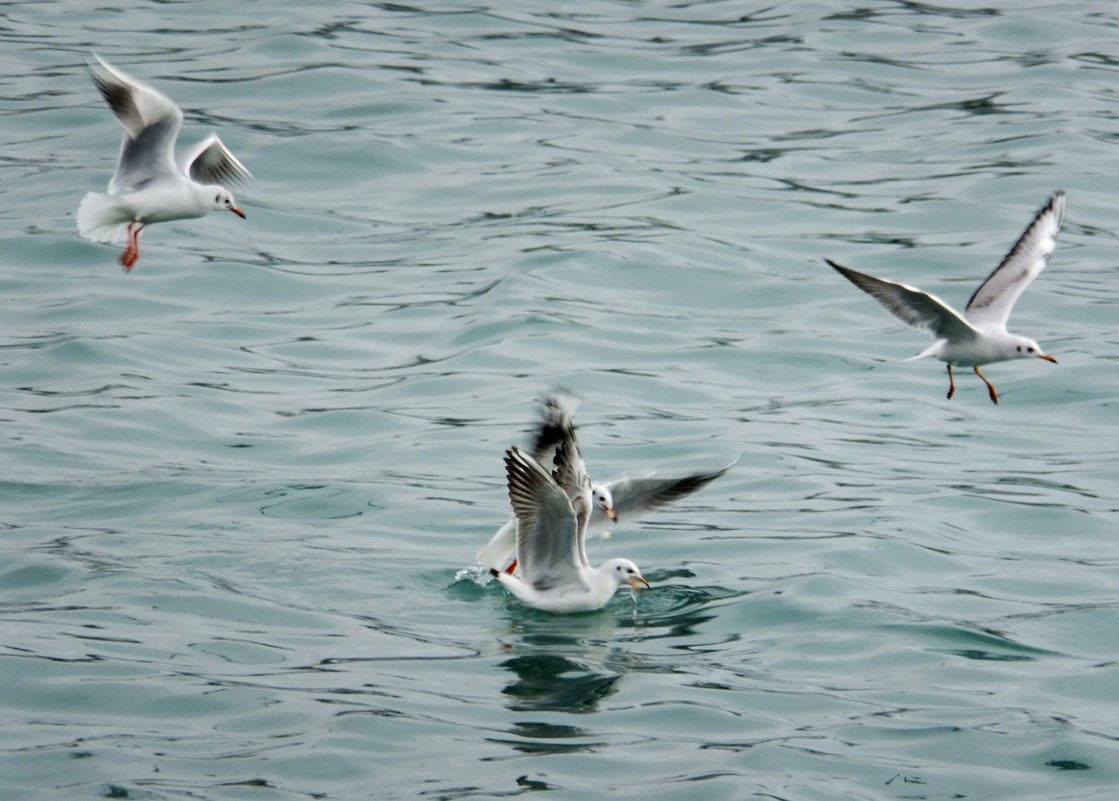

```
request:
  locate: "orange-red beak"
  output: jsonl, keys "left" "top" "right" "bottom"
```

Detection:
{"left": 1038, "top": 353, "right": 1057, "bottom": 364}
{"left": 605, "top": 507, "right": 618, "bottom": 522}
{"left": 229, "top": 206, "right": 246, "bottom": 219}
{"left": 628, "top": 575, "right": 650, "bottom": 591}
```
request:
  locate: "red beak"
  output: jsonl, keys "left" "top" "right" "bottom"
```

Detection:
{"left": 229, "top": 206, "right": 246, "bottom": 219}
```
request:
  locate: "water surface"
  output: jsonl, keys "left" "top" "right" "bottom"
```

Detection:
{"left": 2, "top": 2, "right": 1118, "bottom": 799}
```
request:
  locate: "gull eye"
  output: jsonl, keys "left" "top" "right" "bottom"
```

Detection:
{"left": 1027, "top": 346, "right": 1035, "bottom": 353}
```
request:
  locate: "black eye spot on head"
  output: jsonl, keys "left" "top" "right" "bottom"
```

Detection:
{"left": 1017, "top": 346, "right": 1022, "bottom": 353}
{"left": 215, "top": 194, "right": 220, "bottom": 202}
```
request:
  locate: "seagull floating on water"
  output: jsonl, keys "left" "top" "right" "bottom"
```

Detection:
{"left": 827, "top": 191, "right": 1065, "bottom": 404}
{"left": 492, "top": 443, "right": 649, "bottom": 613}
{"left": 77, "top": 54, "right": 252, "bottom": 271}
{"left": 476, "top": 393, "right": 735, "bottom": 572}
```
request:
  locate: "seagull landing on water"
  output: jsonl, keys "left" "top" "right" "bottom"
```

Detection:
{"left": 77, "top": 54, "right": 252, "bottom": 272}
{"left": 827, "top": 191, "right": 1065, "bottom": 404}
{"left": 492, "top": 445, "right": 649, "bottom": 614}
{"left": 476, "top": 393, "right": 735, "bottom": 573}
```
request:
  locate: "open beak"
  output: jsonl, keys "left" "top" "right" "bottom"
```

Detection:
{"left": 628, "top": 575, "right": 650, "bottom": 591}
{"left": 1038, "top": 353, "right": 1057, "bottom": 364}
{"left": 605, "top": 507, "right": 618, "bottom": 522}
{"left": 229, "top": 206, "right": 246, "bottom": 219}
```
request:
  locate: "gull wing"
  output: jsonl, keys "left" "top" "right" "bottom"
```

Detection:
{"left": 828, "top": 259, "right": 979, "bottom": 343}
{"left": 551, "top": 435, "right": 590, "bottom": 499}
{"left": 475, "top": 395, "right": 586, "bottom": 572}
{"left": 505, "top": 447, "right": 589, "bottom": 592}
{"left": 964, "top": 191, "right": 1065, "bottom": 329}
{"left": 178, "top": 133, "right": 253, "bottom": 187}
{"left": 590, "top": 459, "right": 737, "bottom": 530}
{"left": 88, "top": 54, "right": 182, "bottom": 194}
{"left": 525, "top": 392, "right": 581, "bottom": 474}
{"left": 550, "top": 436, "right": 594, "bottom": 568}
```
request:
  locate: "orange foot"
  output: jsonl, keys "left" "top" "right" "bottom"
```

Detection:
{"left": 120, "top": 221, "right": 142, "bottom": 272}
{"left": 120, "top": 247, "right": 138, "bottom": 271}
{"left": 975, "top": 367, "right": 999, "bottom": 405}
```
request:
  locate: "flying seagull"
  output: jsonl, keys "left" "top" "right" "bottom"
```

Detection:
{"left": 77, "top": 54, "right": 251, "bottom": 271}
{"left": 828, "top": 191, "right": 1065, "bottom": 404}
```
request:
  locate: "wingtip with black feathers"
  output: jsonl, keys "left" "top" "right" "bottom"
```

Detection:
{"left": 529, "top": 392, "right": 579, "bottom": 461}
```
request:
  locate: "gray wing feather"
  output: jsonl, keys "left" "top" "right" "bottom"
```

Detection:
{"left": 964, "top": 191, "right": 1065, "bottom": 328}
{"left": 88, "top": 54, "right": 182, "bottom": 193}
{"left": 551, "top": 437, "right": 590, "bottom": 499}
{"left": 505, "top": 448, "right": 587, "bottom": 591}
{"left": 828, "top": 259, "right": 978, "bottom": 343}
{"left": 529, "top": 394, "right": 578, "bottom": 461}
{"left": 179, "top": 134, "right": 253, "bottom": 187}
{"left": 110, "top": 118, "right": 181, "bottom": 192}
{"left": 591, "top": 460, "right": 736, "bottom": 529}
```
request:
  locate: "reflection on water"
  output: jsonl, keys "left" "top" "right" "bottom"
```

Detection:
{"left": 500, "top": 654, "right": 620, "bottom": 714}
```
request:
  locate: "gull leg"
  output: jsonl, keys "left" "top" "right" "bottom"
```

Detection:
{"left": 975, "top": 367, "right": 999, "bottom": 405}
{"left": 120, "top": 221, "right": 142, "bottom": 272}
{"left": 946, "top": 363, "right": 956, "bottom": 400}
{"left": 504, "top": 559, "right": 518, "bottom": 575}
{"left": 119, "top": 222, "right": 135, "bottom": 269}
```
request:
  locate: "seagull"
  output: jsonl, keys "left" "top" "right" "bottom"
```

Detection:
{"left": 491, "top": 444, "right": 649, "bottom": 614}
{"left": 476, "top": 393, "right": 735, "bottom": 572}
{"left": 77, "top": 54, "right": 252, "bottom": 272}
{"left": 827, "top": 191, "right": 1065, "bottom": 404}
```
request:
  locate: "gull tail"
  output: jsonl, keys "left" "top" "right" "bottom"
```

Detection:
{"left": 904, "top": 340, "right": 945, "bottom": 362}
{"left": 77, "top": 192, "right": 133, "bottom": 244}
{"left": 475, "top": 520, "right": 516, "bottom": 572}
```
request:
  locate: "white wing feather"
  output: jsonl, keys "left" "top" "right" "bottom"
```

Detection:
{"left": 828, "top": 259, "right": 979, "bottom": 343}
{"left": 964, "top": 191, "right": 1065, "bottom": 329}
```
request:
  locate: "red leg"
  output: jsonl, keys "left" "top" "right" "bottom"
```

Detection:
{"left": 975, "top": 367, "right": 999, "bottom": 405}
{"left": 120, "top": 221, "right": 142, "bottom": 271}
{"left": 946, "top": 363, "right": 956, "bottom": 400}
{"left": 504, "top": 559, "right": 518, "bottom": 575}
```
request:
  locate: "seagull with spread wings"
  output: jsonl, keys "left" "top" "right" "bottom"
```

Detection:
{"left": 492, "top": 442, "right": 649, "bottom": 614}
{"left": 77, "top": 54, "right": 252, "bottom": 271}
{"left": 828, "top": 191, "right": 1065, "bottom": 404}
{"left": 477, "top": 394, "right": 735, "bottom": 572}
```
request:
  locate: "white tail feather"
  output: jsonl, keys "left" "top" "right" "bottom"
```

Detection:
{"left": 904, "top": 340, "right": 945, "bottom": 362}
{"left": 476, "top": 520, "right": 516, "bottom": 571}
{"left": 77, "top": 192, "right": 133, "bottom": 244}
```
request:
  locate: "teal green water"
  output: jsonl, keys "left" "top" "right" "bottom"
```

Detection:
{"left": 2, "top": 2, "right": 1117, "bottom": 799}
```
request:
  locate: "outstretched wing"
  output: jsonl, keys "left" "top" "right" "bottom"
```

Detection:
{"left": 828, "top": 259, "right": 979, "bottom": 343}
{"left": 88, "top": 53, "right": 182, "bottom": 193}
{"left": 505, "top": 447, "right": 587, "bottom": 591}
{"left": 476, "top": 395, "right": 587, "bottom": 573}
{"left": 590, "top": 460, "right": 737, "bottom": 530}
{"left": 964, "top": 191, "right": 1065, "bottom": 329}
{"left": 178, "top": 133, "right": 253, "bottom": 187}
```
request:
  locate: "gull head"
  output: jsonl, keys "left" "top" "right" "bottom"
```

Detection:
{"left": 208, "top": 187, "right": 246, "bottom": 219}
{"left": 592, "top": 484, "right": 617, "bottom": 522}
{"left": 1012, "top": 336, "right": 1057, "bottom": 364}
{"left": 603, "top": 558, "right": 649, "bottom": 591}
